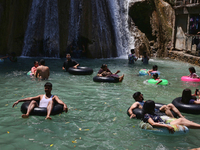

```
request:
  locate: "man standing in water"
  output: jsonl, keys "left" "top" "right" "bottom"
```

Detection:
{"left": 12, "top": 82, "right": 68, "bottom": 120}
{"left": 35, "top": 59, "right": 50, "bottom": 79}
{"left": 62, "top": 53, "right": 79, "bottom": 71}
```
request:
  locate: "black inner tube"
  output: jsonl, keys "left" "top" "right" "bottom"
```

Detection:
{"left": 93, "top": 76, "right": 119, "bottom": 83}
{"left": 68, "top": 67, "right": 93, "bottom": 75}
{"left": 21, "top": 101, "right": 63, "bottom": 116}
{"left": 127, "top": 103, "right": 178, "bottom": 119}
{"left": 172, "top": 97, "right": 200, "bottom": 114}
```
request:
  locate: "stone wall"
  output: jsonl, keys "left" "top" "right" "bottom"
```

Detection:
{"left": 168, "top": 51, "right": 200, "bottom": 66}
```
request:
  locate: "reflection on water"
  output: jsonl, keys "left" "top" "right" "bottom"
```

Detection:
{"left": 0, "top": 58, "right": 200, "bottom": 149}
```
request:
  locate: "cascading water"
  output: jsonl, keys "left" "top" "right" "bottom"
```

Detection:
{"left": 21, "top": 0, "right": 60, "bottom": 58}
{"left": 107, "top": 0, "right": 135, "bottom": 57}
{"left": 67, "top": 0, "right": 83, "bottom": 46}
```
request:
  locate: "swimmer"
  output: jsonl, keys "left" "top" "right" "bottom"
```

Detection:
{"left": 62, "top": 54, "right": 79, "bottom": 71}
{"left": 141, "top": 52, "right": 149, "bottom": 64}
{"left": 147, "top": 65, "right": 158, "bottom": 76}
{"left": 128, "top": 49, "right": 137, "bottom": 64}
{"left": 187, "top": 67, "right": 199, "bottom": 79}
{"left": 142, "top": 100, "right": 200, "bottom": 134}
{"left": 35, "top": 59, "right": 50, "bottom": 80}
{"left": 152, "top": 73, "right": 162, "bottom": 85}
{"left": 31, "top": 61, "right": 39, "bottom": 75}
{"left": 97, "top": 64, "right": 124, "bottom": 82}
{"left": 12, "top": 82, "right": 68, "bottom": 120}
{"left": 127, "top": 92, "right": 184, "bottom": 119}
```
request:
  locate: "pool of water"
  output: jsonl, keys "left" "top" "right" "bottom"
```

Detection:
{"left": 0, "top": 57, "right": 200, "bottom": 150}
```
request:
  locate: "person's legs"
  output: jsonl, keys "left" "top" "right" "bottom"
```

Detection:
{"left": 159, "top": 105, "right": 174, "bottom": 118}
{"left": 166, "top": 103, "right": 184, "bottom": 118}
{"left": 170, "top": 118, "right": 200, "bottom": 129}
{"left": 119, "top": 74, "right": 124, "bottom": 82}
{"left": 45, "top": 100, "right": 54, "bottom": 120}
{"left": 22, "top": 101, "right": 38, "bottom": 118}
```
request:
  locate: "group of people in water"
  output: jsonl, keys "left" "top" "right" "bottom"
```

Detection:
{"left": 8, "top": 51, "right": 200, "bottom": 135}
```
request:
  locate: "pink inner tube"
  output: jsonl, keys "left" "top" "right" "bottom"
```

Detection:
{"left": 181, "top": 76, "right": 200, "bottom": 82}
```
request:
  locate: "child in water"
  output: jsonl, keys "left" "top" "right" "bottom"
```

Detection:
{"left": 31, "top": 61, "right": 39, "bottom": 75}
{"left": 147, "top": 65, "right": 158, "bottom": 76}
{"left": 188, "top": 67, "right": 199, "bottom": 78}
{"left": 141, "top": 52, "right": 149, "bottom": 64}
{"left": 152, "top": 73, "right": 162, "bottom": 85}
{"left": 128, "top": 49, "right": 137, "bottom": 64}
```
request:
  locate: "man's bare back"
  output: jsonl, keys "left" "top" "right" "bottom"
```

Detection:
{"left": 36, "top": 65, "right": 50, "bottom": 79}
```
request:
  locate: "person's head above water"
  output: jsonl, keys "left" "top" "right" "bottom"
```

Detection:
{"left": 44, "top": 82, "right": 52, "bottom": 94}
{"left": 152, "top": 73, "right": 158, "bottom": 79}
{"left": 66, "top": 53, "right": 71, "bottom": 60}
{"left": 34, "top": 61, "right": 39, "bottom": 67}
{"left": 131, "top": 49, "right": 135, "bottom": 54}
{"left": 40, "top": 59, "right": 45, "bottom": 65}
{"left": 133, "top": 92, "right": 144, "bottom": 102}
{"left": 142, "top": 100, "right": 155, "bottom": 115}
{"left": 101, "top": 64, "right": 108, "bottom": 70}
{"left": 189, "top": 67, "right": 196, "bottom": 74}
{"left": 153, "top": 65, "right": 158, "bottom": 71}
{"left": 181, "top": 88, "right": 193, "bottom": 104}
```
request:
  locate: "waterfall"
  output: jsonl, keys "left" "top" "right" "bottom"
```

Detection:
{"left": 67, "top": 0, "right": 83, "bottom": 46}
{"left": 21, "top": 0, "right": 60, "bottom": 57}
{"left": 107, "top": 0, "right": 135, "bottom": 57}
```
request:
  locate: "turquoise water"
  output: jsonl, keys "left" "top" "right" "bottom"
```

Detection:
{"left": 1, "top": 57, "right": 200, "bottom": 150}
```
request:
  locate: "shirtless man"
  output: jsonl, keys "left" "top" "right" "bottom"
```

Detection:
{"left": 128, "top": 92, "right": 184, "bottom": 119}
{"left": 12, "top": 82, "right": 68, "bottom": 120}
{"left": 35, "top": 59, "right": 50, "bottom": 79}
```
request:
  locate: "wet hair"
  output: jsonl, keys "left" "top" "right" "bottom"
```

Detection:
{"left": 40, "top": 59, "right": 45, "bottom": 65}
{"left": 101, "top": 64, "right": 107, "bottom": 69}
{"left": 133, "top": 92, "right": 141, "bottom": 100}
{"left": 153, "top": 73, "right": 158, "bottom": 79}
{"left": 153, "top": 65, "right": 158, "bottom": 71}
{"left": 189, "top": 67, "right": 196, "bottom": 73}
{"left": 44, "top": 82, "right": 52, "bottom": 88}
{"left": 142, "top": 100, "right": 155, "bottom": 116}
{"left": 34, "top": 61, "right": 38, "bottom": 65}
{"left": 131, "top": 49, "right": 135, "bottom": 53}
{"left": 181, "top": 88, "right": 196, "bottom": 104}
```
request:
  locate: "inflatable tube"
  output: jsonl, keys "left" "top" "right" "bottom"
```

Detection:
{"left": 148, "top": 79, "right": 168, "bottom": 85}
{"left": 21, "top": 101, "right": 63, "bottom": 116}
{"left": 68, "top": 67, "right": 93, "bottom": 75}
{"left": 139, "top": 69, "right": 149, "bottom": 76}
{"left": 139, "top": 116, "right": 189, "bottom": 135}
{"left": 127, "top": 103, "right": 178, "bottom": 119}
{"left": 181, "top": 76, "right": 200, "bottom": 82}
{"left": 151, "top": 71, "right": 160, "bottom": 75}
{"left": 27, "top": 71, "right": 33, "bottom": 76}
{"left": 139, "top": 69, "right": 160, "bottom": 76}
{"left": 93, "top": 76, "right": 119, "bottom": 83}
{"left": 0, "top": 59, "right": 4, "bottom": 63}
{"left": 172, "top": 97, "right": 200, "bottom": 114}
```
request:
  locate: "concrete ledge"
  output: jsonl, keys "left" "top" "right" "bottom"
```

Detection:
{"left": 168, "top": 51, "right": 200, "bottom": 66}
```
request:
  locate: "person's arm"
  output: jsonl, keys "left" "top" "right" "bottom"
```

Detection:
{"left": 31, "top": 67, "right": 35, "bottom": 73}
{"left": 12, "top": 95, "right": 41, "bottom": 107}
{"left": 73, "top": 63, "right": 79, "bottom": 69}
{"left": 148, "top": 118, "right": 174, "bottom": 134}
{"left": 97, "top": 69, "right": 103, "bottom": 76}
{"left": 114, "top": 70, "right": 120, "bottom": 74}
{"left": 47, "top": 67, "right": 50, "bottom": 78}
{"left": 156, "top": 79, "right": 162, "bottom": 85}
{"left": 147, "top": 69, "right": 153, "bottom": 76}
{"left": 35, "top": 68, "right": 39, "bottom": 78}
{"left": 53, "top": 96, "right": 68, "bottom": 112}
{"left": 193, "top": 100, "right": 200, "bottom": 104}
{"left": 128, "top": 102, "right": 141, "bottom": 119}
{"left": 62, "top": 62, "right": 65, "bottom": 70}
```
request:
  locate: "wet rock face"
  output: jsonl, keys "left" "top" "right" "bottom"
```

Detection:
{"left": 129, "top": 0, "right": 174, "bottom": 57}
{"left": 0, "top": 0, "right": 174, "bottom": 58}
